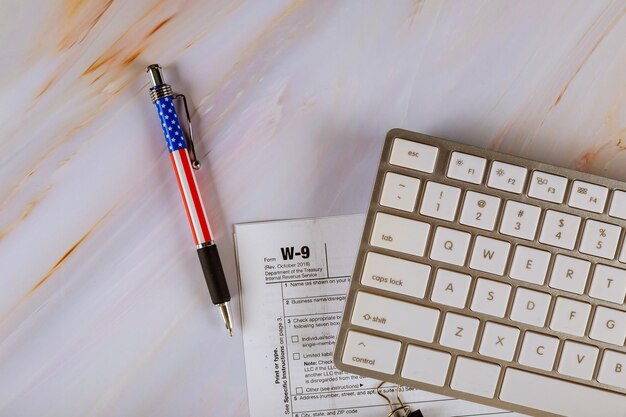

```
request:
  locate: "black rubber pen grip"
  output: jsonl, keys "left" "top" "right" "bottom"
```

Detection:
{"left": 197, "top": 244, "right": 231, "bottom": 305}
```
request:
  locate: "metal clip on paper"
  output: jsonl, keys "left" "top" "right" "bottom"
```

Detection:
{"left": 376, "top": 382, "right": 425, "bottom": 417}
{"left": 376, "top": 382, "right": 424, "bottom": 417}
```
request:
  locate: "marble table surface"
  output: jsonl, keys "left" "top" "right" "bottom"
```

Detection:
{"left": 1, "top": 1, "right": 625, "bottom": 416}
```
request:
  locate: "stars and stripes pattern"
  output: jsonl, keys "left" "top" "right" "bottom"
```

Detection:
{"left": 155, "top": 96, "right": 186, "bottom": 151}
{"left": 154, "top": 95, "right": 213, "bottom": 245}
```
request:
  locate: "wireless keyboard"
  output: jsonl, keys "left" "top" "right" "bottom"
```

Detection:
{"left": 334, "top": 129, "right": 626, "bottom": 417}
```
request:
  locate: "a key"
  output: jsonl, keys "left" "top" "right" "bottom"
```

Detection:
{"left": 528, "top": 171, "right": 568, "bottom": 203}
{"left": 361, "top": 252, "right": 431, "bottom": 298}
{"left": 439, "top": 312, "right": 479, "bottom": 352}
{"left": 501, "top": 368, "right": 626, "bottom": 416}
{"left": 401, "top": 346, "right": 451, "bottom": 386}
{"left": 608, "top": 190, "right": 626, "bottom": 219}
{"left": 589, "top": 306, "right": 626, "bottom": 346}
{"left": 539, "top": 210, "right": 581, "bottom": 250}
{"left": 509, "top": 287, "right": 551, "bottom": 327}
{"left": 550, "top": 297, "right": 591, "bottom": 337}
{"left": 370, "top": 212, "right": 431, "bottom": 256}
{"left": 429, "top": 226, "right": 471, "bottom": 266}
{"left": 478, "top": 321, "right": 520, "bottom": 361}
{"left": 509, "top": 245, "right": 551, "bottom": 285}
{"left": 518, "top": 331, "right": 560, "bottom": 371}
{"left": 351, "top": 292, "right": 439, "bottom": 342}
{"left": 548, "top": 254, "right": 591, "bottom": 295}
{"left": 579, "top": 219, "right": 622, "bottom": 259}
{"left": 557, "top": 341, "right": 599, "bottom": 380}
{"left": 597, "top": 350, "right": 626, "bottom": 389}
{"left": 499, "top": 200, "right": 541, "bottom": 240}
{"left": 568, "top": 180, "right": 609, "bottom": 213}
{"left": 379, "top": 172, "right": 421, "bottom": 212}
{"left": 469, "top": 236, "right": 511, "bottom": 275}
{"left": 419, "top": 182, "right": 461, "bottom": 221}
{"left": 459, "top": 191, "right": 501, "bottom": 231}
{"left": 389, "top": 138, "right": 439, "bottom": 173}
{"left": 487, "top": 161, "right": 527, "bottom": 194}
{"left": 430, "top": 269, "right": 471, "bottom": 308}
{"left": 341, "top": 330, "right": 401, "bottom": 374}
{"left": 589, "top": 264, "right": 626, "bottom": 304}
{"left": 470, "top": 278, "right": 511, "bottom": 318}
{"left": 450, "top": 357, "right": 500, "bottom": 398}
{"left": 446, "top": 152, "right": 487, "bottom": 184}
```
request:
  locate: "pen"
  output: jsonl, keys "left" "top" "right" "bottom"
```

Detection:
{"left": 146, "top": 64, "right": 233, "bottom": 336}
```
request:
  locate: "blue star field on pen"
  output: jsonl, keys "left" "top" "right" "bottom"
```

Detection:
{"left": 155, "top": 96, "right": 187, "bottom": 152}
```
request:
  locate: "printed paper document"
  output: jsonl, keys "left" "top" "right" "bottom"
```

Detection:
{"left": 235, "top": 215, "right": 521, "bottom": 417}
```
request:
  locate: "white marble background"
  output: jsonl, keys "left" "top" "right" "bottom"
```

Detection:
{"left": 1, "top": 1, "right": 625, "bottom": 416}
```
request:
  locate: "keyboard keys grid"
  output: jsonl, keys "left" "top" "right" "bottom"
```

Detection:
{"left": 335, "top": 129, "right": 626, "bottom": 416}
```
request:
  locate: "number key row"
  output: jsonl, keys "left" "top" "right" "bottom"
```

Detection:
{"left": 379, "top": 175, "right": 626, "bottom": 261}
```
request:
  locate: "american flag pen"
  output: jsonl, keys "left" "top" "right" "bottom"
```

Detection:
{"left": 146, "top": 64, "right": 233, "bottom": 336}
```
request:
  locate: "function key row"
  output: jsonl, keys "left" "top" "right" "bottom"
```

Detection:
{"left": 389, "top": 138, "right": 626, "bottom": 218}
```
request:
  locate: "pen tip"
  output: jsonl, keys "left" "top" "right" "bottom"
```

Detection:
{"left": 217, "top": 302, "right": 234, "bottom": 338}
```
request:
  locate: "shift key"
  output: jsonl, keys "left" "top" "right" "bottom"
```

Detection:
{"left": 370, "top": 212, "right": 431, "bottom": 256}
{"left": 351, "top": 291, "right": 440, "bottom": 342}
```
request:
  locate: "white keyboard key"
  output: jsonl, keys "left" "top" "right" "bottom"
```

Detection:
{"left": 609, "top": 190, "right": 626, "bottom": 219}
{"left": 589, "top": 306, "right": 626, "bottom": 346}
{"left": 487, "top": 161, "right": 527, "bottom": 194}
{"left": 429, "top": 226, "right": 471, "bottom": 266}
{"left": 549, "top": 255, "right": 591, "bottom": 294}
{"left": 389, "top": 139, "right": 439, "bottom": 173}
{"left": 430, "top": 269, "right": 471, "bottom": 308}
{"left": 470, "top": 278, "right": 511, "bottom": 318}
{"left": 589, "top": 264, "right": 626, "bottom": 304}
{"left": 361, "top": 252, "right": 431, "bottom": 298}
{"left": 598, "top": 350, "right": 626, "bottom": 389}
{"left": 479, "top": 322, "right": 520, "bottom": 361}
{"left": 439, "top": 313, "right": 479, "bottom": 352}
{"left": 557, "top": 341, "right": 599, "bottom": 380}
{"left": 509, "top": 245, "right": 551, "bottom": 285}
{"left": 528, "top": 171, "right": 568, "bottom": 203}
{"left": 419, "top": 182, "right": 461, "bottom": 221}
{"left": 500, "top": 368, "right": 626, "bottom": 417}
{"left": 446, "top": 152, "right": 486, "bottom": 184}
{"left": 469, "top": 236, "right": 511, "bottom": 275}
{"left": 568, "top": 180, "right": 609, "bottom": 213}
{"left": 579, "top": 219, "right": 622, "bottom": 259}
{"left": 380, "top": 172, "right": 421, "bottom": 212}
{"left": 450, "top": 357, "right": 500, "bottom": 398}
{"left": 459, "top": 191, "right": 501, "bottom": 231}
{"left": 510, "top": 288, "right": 551, "bottom": 327}
{"left": 550, "top": 297, "right": 591, "bottom": 337}
{"left": 499, "top": 201, "right": 541, "bottom": 240}
{"left": 351, "top": 292, "right": 439, "bottom": 342}
{"left": 539, "top": 210, "right": 581, "bottom": 250}
{"left": 621, "top": 243, "right": 626, "bottom": 264}
{"left": 370, "top": 213, "right": 430, "bottom": 256}
{"left": 342, "top": 330, "right": 400, "bottom": 375}
{"left": 401, "top": 346, "right": 451, "bottom": 386}
{"left": 519, "top": 331, "right": 560, "bottom": 371}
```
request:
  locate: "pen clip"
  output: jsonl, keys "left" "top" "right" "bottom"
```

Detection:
{"left": 172, "top": 93, "right": 201, "bottom": 170}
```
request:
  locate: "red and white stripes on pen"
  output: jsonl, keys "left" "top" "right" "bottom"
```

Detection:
{"left": 169, "top": 148, "right": 213, "bottom": 245}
